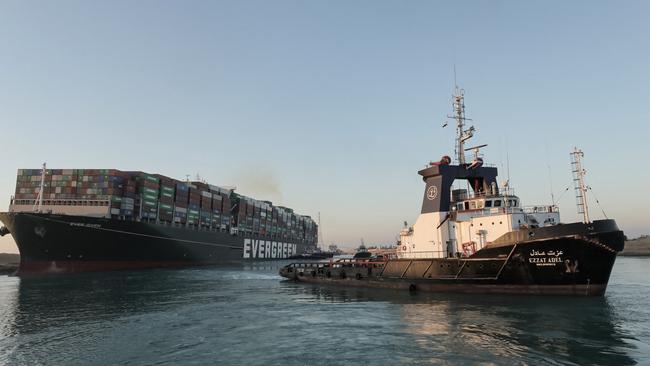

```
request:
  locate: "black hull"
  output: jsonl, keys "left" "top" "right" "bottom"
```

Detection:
{"left": 281, "top": 220, "right": 625, "bottom": 296}
{"left": 0, "top": 212, "right": 314, "bottom": 274}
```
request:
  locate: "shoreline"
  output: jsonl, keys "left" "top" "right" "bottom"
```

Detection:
{"left": 0, "top": 253, "right": 19, "bottom": 275}
{"left": 619, "top": 237, "right": 650, "bottom": 257}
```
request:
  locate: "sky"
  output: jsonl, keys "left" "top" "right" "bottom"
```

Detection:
{"left": 1, "top": 0, "right": 649, "bottom": 253}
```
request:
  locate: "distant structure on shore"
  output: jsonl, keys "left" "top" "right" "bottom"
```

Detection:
{"left": 620, "top": 235, "right": 650, "bottom": 256}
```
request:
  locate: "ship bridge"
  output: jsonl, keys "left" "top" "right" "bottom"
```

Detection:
{"left": 418, "top": 163, "right": 498, "bottom": 214}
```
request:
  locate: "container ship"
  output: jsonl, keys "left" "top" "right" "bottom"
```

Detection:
{"left": 0, "top": 170, "right": 317, "bottom": 273}
{"left": 280, "top": 87, "right": 625, "bottom": 296}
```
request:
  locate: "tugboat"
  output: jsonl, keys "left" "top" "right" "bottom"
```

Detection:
{"left": 280, "top": 87, "right": 625, "bottom": 296}
{"left": 287, "top": 248, "right": 334, "bottom": 260}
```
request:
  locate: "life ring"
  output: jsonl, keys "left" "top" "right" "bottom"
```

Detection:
{"left": 462, "top": 241, "right": 476, "bottom": 256}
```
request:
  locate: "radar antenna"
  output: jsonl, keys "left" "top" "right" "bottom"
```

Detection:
{"left": 570, "top": 148, "right": 590, "bottom": 223}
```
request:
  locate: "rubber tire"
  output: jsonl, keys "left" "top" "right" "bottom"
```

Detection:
{"left": 355, "top": 273, "right": 362, "bottom": 280}
{"left": 409, "top": 284, "right": 417, "bottom": 292}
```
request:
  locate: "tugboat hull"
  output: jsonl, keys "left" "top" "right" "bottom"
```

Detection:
{"left": 280, "top": 220, "right": 624, "bottom": 296}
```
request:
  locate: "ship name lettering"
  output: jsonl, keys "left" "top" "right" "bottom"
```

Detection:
{"left": 69, "top": 222, "right": 101, "bottom": 229}
{"left": 243, "top": 239, "right": 296, "bottom": 259}
{"left": 529, "top": 256, "right": 563, "bottom": 266}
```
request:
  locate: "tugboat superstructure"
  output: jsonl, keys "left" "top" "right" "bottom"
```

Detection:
{"left": 398, "top": 87, "right": 559, "bottom": 259}
{"left": 280, "top": 87, "right": 625, "bottom": 296}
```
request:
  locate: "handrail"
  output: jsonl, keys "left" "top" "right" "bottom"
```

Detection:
{"left": 451, "top": 188, "right": 518, "bottom": 202}
{"left": 522, "top": 205, "right": 560, "bottom": 214}
{"left": 286, "top": 260, "right": 388, "bottom": 269}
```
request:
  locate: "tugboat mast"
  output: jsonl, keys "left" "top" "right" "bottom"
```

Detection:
{"left": 449, "top": 87, "right": 475, "bottom": 165}
{"left": 571, "top": 148, "right": 590, "bottom": 223}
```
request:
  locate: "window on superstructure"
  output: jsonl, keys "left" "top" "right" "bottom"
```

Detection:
{"left": 485, "top": 200, "right": 492, "bottom": 208}
{"left": 494, "top": 200, "right": 502, "bottom": 207}
{"left": 464, "top": 202, "right": 469, "bottom": 210}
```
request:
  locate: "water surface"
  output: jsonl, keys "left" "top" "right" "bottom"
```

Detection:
{"left": 0, "top": 257, "right": 648, "bottom": 365}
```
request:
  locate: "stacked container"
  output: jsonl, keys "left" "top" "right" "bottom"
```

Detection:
{"left": 12, "top": 168, "right": 318, "bottom": 244}
{"left": 222, "top": 193, "right": 231, "bottom": 228}
{"left": 174, "top": 182, "right": 189, "bottom": 224}
{"left": 135, "top": 173, "right": 160, "bottom": 220}
{"left": 211, "top": 193, "right": 222, "bottom": 229}
{"left": 13, "top": 168, "right": 126, "bottom": 205}
{"left": 14, "top": 169, "right": 51, "bottom": 201}
{"left": 187, "top": 184, "right": 201, "bottom": 225}
{"left": 156, "top": 175, "right": 176, "bottom": 223}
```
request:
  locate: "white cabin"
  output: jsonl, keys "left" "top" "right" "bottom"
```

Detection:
{"left": 398, "top": 188, "right": 560, "bottom": 259}
{"left": 397, "top": 87, "right": 560, "bottom": 259}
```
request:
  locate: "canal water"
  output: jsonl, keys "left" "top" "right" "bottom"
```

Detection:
{"left": 0, "top": 257, "right": 648, "bottom": 365}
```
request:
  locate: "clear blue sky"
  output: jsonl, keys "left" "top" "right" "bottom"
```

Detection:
{"left": 1, "top": 0, "right": 649, "bottom": 252}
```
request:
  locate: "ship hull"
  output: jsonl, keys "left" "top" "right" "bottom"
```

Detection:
{"left": 0, "top": 212, "right": 313, "bottom": 274}
{"left": 280, "top": 220, "right": 624, "bottom": 296}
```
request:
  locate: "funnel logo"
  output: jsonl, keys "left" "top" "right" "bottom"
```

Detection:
{"left": 426, "top": 186, "right": 438, "bottom": 200}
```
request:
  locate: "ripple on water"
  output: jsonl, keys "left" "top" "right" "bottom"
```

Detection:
{"left": 0, "top": 257, "right": 646, "bottom": 365}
